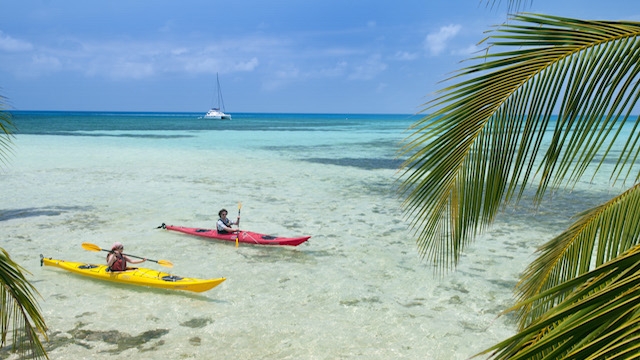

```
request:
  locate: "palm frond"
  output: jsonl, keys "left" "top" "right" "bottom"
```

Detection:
{"left": 0, "top": 249, "right": 48, "bottom": 359}
{"left": 478, "top": 245, "right": 640, "bottom": 359}
{"left": 399, "top": 14, "right": 640, "bottom": 269}
{"left": 0, "top": 92, "right": 15, "bottom": 167}
{"left": 515, "top": 182, "right": 640, "bottom": 328}
{"left": 482, "top": 0, "right": 533, "bottom": 14}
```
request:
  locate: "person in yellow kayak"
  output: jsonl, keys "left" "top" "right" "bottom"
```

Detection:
{"left": 107, "top": 242, "right": 146, "bottom": 271}
{"left": 217, "top": 208, "right": 240, "bottom": 234}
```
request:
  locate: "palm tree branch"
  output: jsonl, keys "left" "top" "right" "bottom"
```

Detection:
{"left": 0, "top": 94, "right": 15, "bottom": 167}
{"left": 479, "top": 246, "right": 640, "bottom": 359}
{"left": 399, "top": 14, "right": 640, "bottom": 271}
{"left": 0, "top": 249, "right": 48, "bottom": 359}
{"left": 514, "top": 183, "right": 640, "bottom": 327}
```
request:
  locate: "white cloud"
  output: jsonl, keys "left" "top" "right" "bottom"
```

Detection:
{"left": 171, "top": 47, "right": 188, "bottom": 56}
{"left": 109, "top": 61, "right": 155, "bottom": 80}
{"left": 0, "top": 31, "right": 33, "bottom": 52}
{"left": 2, "top": 29, "right": 354, "bottom": 85}
{"left": 16, "top": 54, "right": 63, "bottom": 77}
{"left": 181, "top": 54, "right": 259, "bottom": 75}
{"left": 261, "top": 60, "right": 348, "bottom": 91}
{"left": 263, "top": 65, "right": 300, "bottom": 91}
{"left": 183, "top": 57, "right": 223, "bottom": 74}
{"left": 317, "top": 61, "right": 348, "bottom": 77}
{"left": 232, "top": 57, "right": 259, "bottom": 72}
{"left": 348, "top": 54, "right": 387, "bottom": 80}
{"left": 31, "top": 55, "right": 61, "bottom": 70}
{"left": 394, "top": 51, "right": 418, "bottom": 61}
{"left": 452, "top": 44, "right": 482, "bottom": 56}
{"left": 425, "top": 24, "right": 461, "bottom": 56}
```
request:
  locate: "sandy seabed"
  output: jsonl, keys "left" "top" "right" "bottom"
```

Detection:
{"left": 1, "top": 130, "right": 615, "bottom": 360}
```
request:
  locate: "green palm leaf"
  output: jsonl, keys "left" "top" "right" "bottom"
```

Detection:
{"left": 0, "top": 94, "right": 47, "bottom": 358}
{"left": 401, "top": 12, "right": 640, "bottom": 359}
{"left": 479, "top": 245, "right": 640, "bottom": 359}
{"left": 0, "top": 93, "right": 15, "bottom": 167}
{"left": 0, "top": 249, "right": 48, "bottom": 359}
{"left": 516, "top": 183, "right": 640, "bottom": 328}
{"left": 399, "top": 14, "right": 640, "bottom": 271}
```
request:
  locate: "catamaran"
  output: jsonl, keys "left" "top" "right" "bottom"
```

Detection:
{"left": 204, "top": 73, "right": 231, "bottom": 120}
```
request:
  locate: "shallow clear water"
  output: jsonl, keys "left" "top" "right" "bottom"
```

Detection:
{"left": 0, "top": 112, "right": 626, "bottom": 359}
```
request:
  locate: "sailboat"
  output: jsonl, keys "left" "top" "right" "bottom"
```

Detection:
{"left": 204, "top": 73, "right": 231, "bottom": 120}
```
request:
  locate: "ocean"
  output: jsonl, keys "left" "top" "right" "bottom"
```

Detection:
{"left": 0, "top": 111, "right": 619, "bottom": 359}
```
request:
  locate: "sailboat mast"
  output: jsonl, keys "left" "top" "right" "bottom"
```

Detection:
{"left": 217, "top": 73, "right": 226, "bottom": 112}
{"left": 203, "top": 73, "right": 231, "bottom": 119}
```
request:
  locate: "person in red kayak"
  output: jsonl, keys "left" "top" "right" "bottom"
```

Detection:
{"left": 217, "top": 208, "right": 240, "bottom": 234}
{"left": 106, "top": 242, "right": 146, "bottom": 271}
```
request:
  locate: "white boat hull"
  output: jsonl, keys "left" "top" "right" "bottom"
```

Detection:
{"left": 203, "top": 108, "right": 231, "bottom": 120}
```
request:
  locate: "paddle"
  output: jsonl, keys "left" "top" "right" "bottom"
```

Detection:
{"left": 81, "top": 242, "right": 173, "bottom": 268}
{"left": 235, "top": 202, "right": 242, "bottom": 247}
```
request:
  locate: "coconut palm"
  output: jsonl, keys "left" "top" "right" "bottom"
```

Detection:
{"left": 399, "top": 14, "right": 640, "bottom": 359}
{"left": 0, "top": 96, "right": 48, "bottom": 358}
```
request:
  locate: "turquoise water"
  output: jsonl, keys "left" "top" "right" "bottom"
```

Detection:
{"left": 11, "top": 111, "right": 415, "bottom": 134}
{"left": 1, "top": 111, "right": 622, "bottom": 359}
{"left": 10, "top": 111, "right": 414, "bottom": 167}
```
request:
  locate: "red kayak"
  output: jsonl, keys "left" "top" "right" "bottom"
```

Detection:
{"left": 158, "top": 223, "right": 311, "bottom": 246}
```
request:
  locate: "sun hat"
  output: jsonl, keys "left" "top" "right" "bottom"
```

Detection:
{"left": 111, "top": 241, "right": 123, "bottom": 250}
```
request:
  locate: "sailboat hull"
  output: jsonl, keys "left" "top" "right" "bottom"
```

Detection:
{"left": 203, "top": 108, "right": 231, "bottom": 120}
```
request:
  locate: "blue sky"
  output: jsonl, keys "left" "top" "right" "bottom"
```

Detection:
{"left": 0, "top": 1, "right": 638, "bottom": 114}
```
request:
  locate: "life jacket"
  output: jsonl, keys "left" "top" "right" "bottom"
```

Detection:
{"left": 217, "top": 218, "right": 231, "bottom": 233}
{"left": 107, "top": 253, "right": 126, "bottom": 271}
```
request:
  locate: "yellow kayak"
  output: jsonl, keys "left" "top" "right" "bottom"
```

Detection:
{"left": 41, "top": 256, "right": 225, "bottom": 293}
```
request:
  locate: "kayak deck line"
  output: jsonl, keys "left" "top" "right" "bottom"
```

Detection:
{"left": 40, "top": 255, "right": 225, "bottom": 293}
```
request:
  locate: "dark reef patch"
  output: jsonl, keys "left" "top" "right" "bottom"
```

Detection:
{"left": 180, "top": 317, "right": 213, "bottom": 329}
{"left": 304, "top": 157, "right": 404, "bottom": 170}
{"left": 0, "top": 206, "right": 93, "bottom": 222}
{"left": 43, "top": 322, "right": 169, "bottom": 354}
{"left": 35, "top": 132, "right": 194, "bottom": 139}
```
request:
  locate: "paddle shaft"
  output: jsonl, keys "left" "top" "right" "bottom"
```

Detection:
{"left": 104, "top": 249, "right": 158, "bottom": 264}
{"left": 235, "top": 203, "right": 242, "bottom": 247}
{"left": 81, "top": 242, "right": 173, "bottom": 267}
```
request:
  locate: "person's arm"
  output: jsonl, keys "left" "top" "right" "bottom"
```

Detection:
{"left": 124, "top": 256, "right": 146, "bottom": 264}
{"left": 218, "top": 219, "right": 237, "bottom": 232}
{"left": 223, "top": 220, "right": 237, "bottom": 232}
{"left": 107, "top": 253, "right": 116, "bottom": 266}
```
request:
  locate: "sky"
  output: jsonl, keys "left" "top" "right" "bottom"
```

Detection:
{"left": 0, "top": 1, "right": 638, "bottom": 114}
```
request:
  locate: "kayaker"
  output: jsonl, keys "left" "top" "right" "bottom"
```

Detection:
{"left": 217, "top": 208, "right": 240, "bottom": 234}
{"left": 106, "top": 242, "right": 146, "bottom": 271}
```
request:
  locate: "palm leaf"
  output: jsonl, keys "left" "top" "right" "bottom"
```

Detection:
{"left": 0, "top": 93, "right": 15, "bottom": 167}
{"left": 0, "top": 94, "right": 46, "bottom": 358}
{"left": 0, "top": 249, "right": 48, "bottom": 359}
{"left": 515, "top": 183, "right": 640, "bottom": 328}
{"left": 483, "top": 0, "right": 531, "bottom": 13}
{"left": 478, "top": 245, "right": 640, "bottom": 359}
{"left": 399, "top": 14, "right": 640, "bottom": 271}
